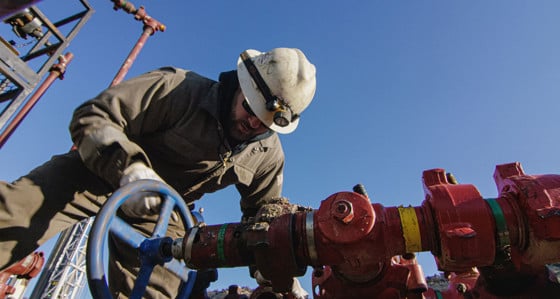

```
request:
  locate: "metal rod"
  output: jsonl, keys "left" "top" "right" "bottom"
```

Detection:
{"left": 0, "top": 52, "right": 73, "bottom": 149}
{"left": 109, "top": 1, "right": 165, "bottom": 86}
{"left": 110, "top": 26, "right": 153, "bottom": 86}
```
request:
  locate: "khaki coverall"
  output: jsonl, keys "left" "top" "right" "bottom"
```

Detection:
{"left": 0, "top": 67, "right": 285, "bottom": 298}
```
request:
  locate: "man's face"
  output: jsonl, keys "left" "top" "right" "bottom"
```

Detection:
{"left": 227, "top": 89, "right": 269, "bottom": 142}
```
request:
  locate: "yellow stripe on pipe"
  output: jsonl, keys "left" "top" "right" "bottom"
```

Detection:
{"left": 398, "top": 206, "right": 422, "bottom": 252}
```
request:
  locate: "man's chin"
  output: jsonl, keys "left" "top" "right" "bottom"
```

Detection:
{"left": 233, "top": 123, "right": 252, "bottom": 140}
{"left": 229, "top": 130, "right": 250, "bottom": 143}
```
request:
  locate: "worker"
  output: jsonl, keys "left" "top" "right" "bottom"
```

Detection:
{"left": 0, "top": 47, "right": 316, "bottom": 298}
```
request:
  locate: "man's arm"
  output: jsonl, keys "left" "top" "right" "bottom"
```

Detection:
{"left": 236, "top": 139, "right": 285, "bottom": 221}
{"left": 69, "top": 67, "right": 187, "bottom": 187}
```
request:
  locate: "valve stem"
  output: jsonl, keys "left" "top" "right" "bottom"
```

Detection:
{"left": 353, "top": 183, "right": 369, "bottom": 199}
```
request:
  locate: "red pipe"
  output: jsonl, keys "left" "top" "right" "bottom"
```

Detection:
{"left": 0, "top": 53, "right": 73, "bottom": 149}
{"left": 0, "top": 251, "right": 44, "bottom": 299}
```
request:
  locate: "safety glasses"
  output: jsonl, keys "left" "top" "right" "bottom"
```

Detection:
{"left": 242, "top": 99, "right": 256, "bottom": 116}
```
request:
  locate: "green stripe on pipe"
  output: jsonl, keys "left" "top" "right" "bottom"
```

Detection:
{"left": 217, "top": 224, "right": 228, "bottom": 264}
{"left": 486, "top": 198, "right": 510, "bottom": 248}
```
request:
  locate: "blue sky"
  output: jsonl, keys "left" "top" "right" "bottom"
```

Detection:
{"left": 1, "top": 0, "right": 559, "bottom": 297}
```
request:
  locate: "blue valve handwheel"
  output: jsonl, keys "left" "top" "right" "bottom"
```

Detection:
{"left": 87, "top": 179, "right": 196, "bottom": 299}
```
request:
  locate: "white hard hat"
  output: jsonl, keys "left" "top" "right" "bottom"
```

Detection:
{"left": 237, "top": 48, "right": 316, "bottom": 134}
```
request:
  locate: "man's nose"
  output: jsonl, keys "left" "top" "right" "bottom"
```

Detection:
{"left": 247, "top": 115, "right": 263, "bottom": 129}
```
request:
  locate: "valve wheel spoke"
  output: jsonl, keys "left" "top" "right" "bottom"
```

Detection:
{"left": 87, "top": 179, "right": 197, "bottom": 299}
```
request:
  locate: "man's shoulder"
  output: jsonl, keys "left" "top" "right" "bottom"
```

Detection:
{"left": 149, "top": 67, "right": 215, "bottom": 82}
{"left": 256, "top": 131, "right": 281, "bottom": 144}
{"left": 144, "top": 67, "right": 219, "bottom": 97}
{"left": 258, "top": 133, "right": 284, "bottom": 155}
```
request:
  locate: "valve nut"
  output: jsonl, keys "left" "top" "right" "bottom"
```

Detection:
{"left": 332, "top": 200, "right": 354, "bottom": 224}
{"left": 316, "top": 191, "right": 375, "bottom": 244}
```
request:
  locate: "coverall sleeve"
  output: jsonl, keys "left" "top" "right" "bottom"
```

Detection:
{"left": 236, "top": 149, "right": 285, "bottom": 220}
{"left": 69, "top": 67, "right": 186, "bottom": 188}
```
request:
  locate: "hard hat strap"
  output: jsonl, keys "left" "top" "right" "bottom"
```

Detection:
{"left": 240, "top": 51, "right": 297, "bottom": 127}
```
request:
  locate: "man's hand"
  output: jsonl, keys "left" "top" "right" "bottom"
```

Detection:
{"left": 120, "top": 192, "right": 164, "bottom": 218}
{"left": 254, "top": 270, "right": 309, "bottom": 299}
{"left": 119, "top": 161, "right": 163, "bottom": 186}
{"left": 290, "top": 277, "right": 309, "bottom": 299}
{"left": 119, "top": 162, "right": 167, "bottom": 218}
